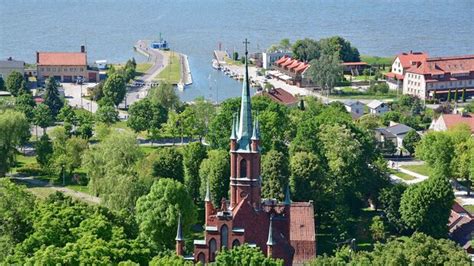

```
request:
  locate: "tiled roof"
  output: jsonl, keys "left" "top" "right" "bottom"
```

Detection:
{"left": 441, "top": 113, "right": 474, "bottom": 133}
{"left": 295, "top": 63, "right": 309, "bottom": 73}
{"left": 37, "top": 52, "right": 87, "bottom": 66}
{"left": 397, "top": 52, "right": 428, "bottom": 69}
{"left": 385, "top": 72, "right": 404, "bottom": 80}
{"left": 407, "top": 55, "right": 474, "bottom": 76}
{"left": 290, "top": 202, "right": 315, "bottom": 242}
{"left": 385, "top": 123, "right": 413, "bottom": 136}
{"left": 367, "top": 100, "right": 385, "bottom": 109}
{"left": 281, "top": 58, "right": 295, "bottom": 68}
{"left": 287, "top": 60, "right": 302, "bottom": 70}
{"left": 0, "top": 59, "right": 24, "bottom": 68}
{"left": 260, "top": 88, "right": 298, "bottom": 105}
{"left": 275, "top": 55, "right": 289, "bottom": 65}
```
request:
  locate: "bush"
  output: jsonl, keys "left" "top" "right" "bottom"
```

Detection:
{"left": 16, "top": 163, "right": 43, "bottom": 176}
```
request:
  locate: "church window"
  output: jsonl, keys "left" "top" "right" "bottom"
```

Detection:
{"left": 198, "top": 252, "right": 205, "bottom": 264}
{"left": 232, "top": 239, "right": 240, "bottom": 247}
{"left": 209, "top": 238, "right": 217, "bottom": 261}
{"left": 240, "top": 159, "right": 247, "bottom": 178}
{"left": 221, "top": 225, "right": 228, "bottom": 249}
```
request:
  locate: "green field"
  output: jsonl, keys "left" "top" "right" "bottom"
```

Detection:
{"left": 361, "top": 55, "right": 394, "bottom": 66}
{"left": 390, "top": 169, "right": 416, "bottom": 181}
{"left": 155, "top": 52, "right": 181, "bottom": 84}
{"left": 331, "top": 87, "right": 398, "bottom": 100}
{"left": 400, "top": 164, "right": 431, "bottom": 177}
{"left": 135, "top": 63, "right": 152, "bottom": 76}
{"left": 464, "top": 205, "right": 474, "bottom": 215}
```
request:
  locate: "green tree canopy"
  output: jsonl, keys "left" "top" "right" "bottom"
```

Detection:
{"left": 102, "top": 73, "right": 126, "bottom": 106}
{"left": 262, "top": 150, "right": 289, "bottom": 200}
{"left": 95, "top": 103, "right": 119, "bottom": 125}
{"left": 5, "top": 71, "right": 24, "bottom": 96}
{"left": 215, "top": 244, "right": 283, "bottom": 266}
{"left": 135, "top": 178, "right": 196, "bottom": 251}
{"left": 35, "top": 133, "right": 53, "bottom": 168}
{"left": 127, "top": 98, "right": 168, "bottom": 135}
{"left": 14, "top": 93, "right": 35, "bottom": 122}
{"left": 182, "top": 142, "right": 207, "bottom": 201}
{"left": 44, "top": 77, "right": 64, "bottom": 117}
{"left": 199, "top": 149, "right": 230, "bottom": 207}
{"left": 307, "top": 53, "right": 343, "bottom": 95}
{"left": 402, "top": 129, "right": 421, "bottom": 155}
{"left": 149, "top": 82, "right": 180, "bottom": 111}
{"left": 0, "top": 110, "right": 30, "bottom": 176}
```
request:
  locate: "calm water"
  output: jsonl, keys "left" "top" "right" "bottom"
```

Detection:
{"left": 1, "top": 0, "right": 473, "bottom": 102}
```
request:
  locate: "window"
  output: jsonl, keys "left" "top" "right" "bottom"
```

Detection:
{"left": 221, "top": 225, "right": 228, "bottom": 249}
{"left": 240, "top": 159, "right": 247, "bottom": 178}
{"left": 209, "top": 238, "right": 217, "bottom": 262}
{"left": 198, "top": 253, "right": 205, "bottom": 264}
{"left": 232, "top": 239, "right": 240, "bottom": 247}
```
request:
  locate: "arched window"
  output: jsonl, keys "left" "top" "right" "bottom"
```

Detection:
{"left": 209, "top": 238, "right": 217, "bottom": 262}
{"left": 240, "top": 159, "right": 247, "bottom": 178}
{"left": 198, "top": 252, "right": 205, "bottom": 264}
{"left": 232, "top": 239, "right": 240, "bottom": 248}
{"left": 221, "top": 225, "right": 228, "bottom": 249}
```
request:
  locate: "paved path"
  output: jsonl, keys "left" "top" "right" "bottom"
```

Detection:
{"left": 10, "top": 176, "right": 100, "bottom": 205}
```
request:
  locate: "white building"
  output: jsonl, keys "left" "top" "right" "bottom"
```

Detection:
{"left": 403, "top": 55, "right": 474, "bottom": 100}
{"left": 262, "top": 51, "right": 292, "bottom": 69}
{"left": 375, "top": 123, "right": 414, "bottom": 149}
{"left": 384, "top": 51, "right": 428, "bottom": 91}
{"left": 430, "top": 113, "right": 474, "bottom": 133}
{"left": 367, "top": 100, "right": 389, "bottom": 115}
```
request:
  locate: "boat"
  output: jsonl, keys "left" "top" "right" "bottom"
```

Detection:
{"left": 212, "top": 59, "right": 221, "bottom": 70}
{"left": 177, "top": 82, "right": 185, "bottom": 91}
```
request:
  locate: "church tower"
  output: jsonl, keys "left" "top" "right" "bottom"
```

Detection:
{"left": 229, "top": 39, "right": 262, "bottom": 209}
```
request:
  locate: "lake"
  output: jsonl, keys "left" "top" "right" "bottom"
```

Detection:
{"left": 1, "top": 0, "right": 473, "bottom": 102}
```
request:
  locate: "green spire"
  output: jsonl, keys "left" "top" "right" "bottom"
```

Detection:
{"left": 284, "top": 184, "right": 291, "bottom": 205}
{"left": 205, "top": 179, "right": 211, "bottom": 202}
{"left": 266, "top": 215, "right": 276, "bottom": 246}
{"left": 237, "top": 38, "right": 253, "bottom": 150}
{"left": 175, "top": 213, "right": 183, "bottom": 241}
{"left": 230, "top": 113, "right": 237, "bottom": 140}
{"left": 251, "top": 116, "right": 260, "bottom": 140}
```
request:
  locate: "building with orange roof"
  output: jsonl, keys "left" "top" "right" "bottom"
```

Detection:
{"left": 430, "top": 112, "right": 474, "bottom": 133}
{"left": 37, "top": 45, "right": 98, "bottom": 83}
{"left": 258, "top": 88, "right": 299, "bottom": 107}
{"left": 403, "top": 55, "right": 474, "bottom": 100}
{"left": 385, "top": 51, "right": 428, "bottom": 90}
{"left": 272, "top": 57, "right": 312, "bottom": 88}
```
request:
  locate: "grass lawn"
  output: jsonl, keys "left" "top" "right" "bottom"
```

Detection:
{"left": 67, "top": 184, "right": 91, "bottom": 194}
{"left": 10, "top": 153, "right": 37, "bottom": 174}
{"left": 27, "top": 187, "right": 56, "bottom": 199}
{"left": 331, "top": 88, "right": 398, "bottom": 100}
{"left": 155, "top": 52, "right": 181, "bottom": 84}
{"left": 135, "top": 63, "right": 152, "bottom": 76}
{"left": 400, "top": 164, "right": 431, "bottom": 177}
{"left": 361, "top": 55, "right": 394, "bottom": 66}
{"left": 463, "top": 205, "right": 474, "bottom": 214}
{"left": 389, "top": 169, "right": 416, "bottom": 181}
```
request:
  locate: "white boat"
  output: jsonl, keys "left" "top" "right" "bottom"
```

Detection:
{"left": 212, "top": 59, "right": 221, "bottom": 70}
{"left": 177, "top": 82, "right": 185, "bottom": 91}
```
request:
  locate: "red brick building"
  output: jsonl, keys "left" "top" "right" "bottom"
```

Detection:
{"left": 175, "top": 43, "right": 316, "bottom": 265}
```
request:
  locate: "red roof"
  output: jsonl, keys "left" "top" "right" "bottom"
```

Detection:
{"left": 342, "top": 61, "right": 367, "bottom": 66}
{"left": 287, "top": 61, "right": 302, "bottom": 70}
{"left": 295, "top": 63, "right": 309, "bottom": 73}
{"left": 385, "top": 72, "right": 404, "bottom": 80}
{"left": 397, "top": 52, "right": 428, "bottom": 69}
{"left": 37, "top": 52, "right": 87, "bottom": 66}
{"left": 290, "top": 202, "right": 316, "bottom": 263}
{"left": 275, "top": 55, "right": 290, "bottom": 65}
{"left": 260, "top": 88, "right": 298, "bottom": 105}
{"left": 440, "top": 113, "right": 474, "bottom": 133}
{"left": 281, "top": 58, "right": 295, "bottom": 68}
{"left": 407, "top": 55, "right": 474, "bottom": 76}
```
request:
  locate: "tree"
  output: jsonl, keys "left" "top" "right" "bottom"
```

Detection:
{"left": 291, "top": 38, "right": 321, "bottom": 62}
{"left": 190, "top": 97, "right": 215, "bottom": 142}
{"left": 447, "top": 88, "right": 452, "bottom": 102}
{"left": 370, "top": 216, "right": 387, "bottom": 242}
{"left": 462, "top": 88, "right": 466, "bottom": 102}
{"left": 135, "top": 178, "right": 196, "bottom": 251}
{"left": 32, "top": 103, "right": 53, "bottom": 135}
{"left": 0, "top": 110, "right": 30, "bottom": 176}
{"left": 357, "top": 114, "right": 382, "bottom": 130}
{"left": 378, "top": 184, "right": 407, "bottom": 233}
{"left": 454, "top": 88, "right": 459, "bottom": 102}
{"left": 102, "top": 73, "right": 126, "bottom": 106}
{"left": 232, "top": 51, "right": 239, "bottom": 61}
{"left": 148, "top": 82, "right": 180, "bottom": 111}
{"left": 289, "top": 152, "right": 324, "bottom": 202}
{"left": 308, "top": 233, "right": 470, "bottom": 265}
{"left": 207, "top": 97, "right": 240, "bottom": 149}
{"left": 319, "top": 36, "right": 360, "bottom": 62}
{"left": 14, "top": 93, "right": 35, "bottom": 121}
{"left": 399, "top": 171, "right": 454, "bottom": 238}
{"left": 5, "top": 71, "right": 24, "bottom": 96}
{"left": 215, "top": 244, "right": 283, "bottom": 266}
{"left": 262, "top": 150, "right": 289, "bottom": 200}
{"left": 182, "top": 142, "right": 207, "bottom": 201}
{"left": 199, "top": 149, "right": 230, "bottom": 207}
{"left": 307, "top": 53, "right": 342, "bottom": 95}
{"left": 127, "top": 98, "right": 168, "bottom": 136}
{"left": 145, "top": 147, "right": 184, "bottom": 182}
{"left": 57, "top": 104, "right": 76, "bottom": 125}
{"left": 96, "top": 102, "right": 119, "bottom": 124}
{"left": 402, "top": 129, "right": 421, "bottom": 156}
{"left": 149, "top": 254, "right": 192, "bottom": 266}
{"left": 35, "top": 134, "right": 53, "bottom": 168}
{"left": 0, "top": 76, "right": 4, "bottom": 91}
{"left": 44, "top": 77, "right": 64, "bottom": 117}
{"left": 415, "top": 131, "right": 454, "bottom": 173}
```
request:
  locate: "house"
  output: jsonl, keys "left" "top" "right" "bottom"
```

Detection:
{"left": 375, "top": 122, "right": 414, "bottom": 149}
{"left": 385, "top": 51, "right": 428, "bottom": 91}
{"left": 430, "top": 113, "right": 474, "bottom": 133}
{"left": 449, "top": 202, "right": 474, "bottom": 256}
{"left": 403, "top": 55, "right": 474, "bottom": 100}
{"left": 272, "top": 56, "right": 312, "bottom": 87}
{"left": 0, "top": 57, "right": 25, "bottom": 80}
{"left": 179, "top": 50, "right": 316, "bottom": 266}
{"left": 262, "top": 51, "right": 292, "bottom": 69}
{"left": 367, "top": 100, "right": 389, "bottom": 115}
{"left": 258, "top": 88, "right": 299, "bottom": 107}
{"left": 342, "top": 61, "right": 368, "bottom": 76}
{"left": 36, "top": 45, "right": 98, "bottom": 83}
{"left": 343, "top": 100, "right": 365, "bottom": 119}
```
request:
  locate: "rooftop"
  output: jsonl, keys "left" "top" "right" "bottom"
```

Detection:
{"left": 397, "top": 51, "right": 428, "bottom": 69}
{"left": 367, "top": 100, "right": 385, "bottom": 109}
{"left": 440, "top": 113, "right": 474, "bottom": 133}
{"left": 37, "top": 52, "right": 87, "bottom": 66}
{"left": 0, "top": 58, "right": 24, "bottom": 69}
{"left": 259, "top": 88, "right": 298, "bottom": 105}
{"left": 406, "top": 55, "right": 474, "bottom": 76}
{"left": 385, "top": 123, "right": 413, "bottom": 136}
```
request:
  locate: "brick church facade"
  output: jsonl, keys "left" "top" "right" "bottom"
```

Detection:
{"left": 175, "top": 40, "right": 316, "bottom": 265}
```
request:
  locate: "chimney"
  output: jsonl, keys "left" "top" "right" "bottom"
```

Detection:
{"left": 80, "top": 45, "right": 86, "bottom": 53}
{"left": 410, "top": 50, "right": 413, "bottom": 54}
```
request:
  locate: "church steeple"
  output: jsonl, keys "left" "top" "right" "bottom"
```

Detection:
{"left": 237, "top": 38, "right": 253, "bottom": 151}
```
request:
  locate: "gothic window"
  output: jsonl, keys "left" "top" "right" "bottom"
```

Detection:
{"left": 232, "top": 239, "right": 240, "bottom": 247}
{"left": 209, "top": 238, "right": 217, "bottom": 262}
{"left": 221, "top": 225, "right": 228, "bottom": 249}
{"left": 198, "top": 252, "right": 205, "bottom": 264}
{"left": 240, "top": 159, "right": 247, "bottom": 178}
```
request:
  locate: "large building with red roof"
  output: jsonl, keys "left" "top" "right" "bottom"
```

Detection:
{"left": 272, "top": 56, "right": 312, "bottom": 87}
{"left": 37, "top": 45, "right": 98, "bottom": 83}
{"left": 403, "top": 55, "right": 474, "bottom": 100}
{"left": 430, "top": 112, "right": 474, "bottom": 133}
{"left": 385, "top": 51, "right": 428, "bottom": 90}
{"left": 175, "top": 44, "right": 316, "bottom": 266}
{"left": 258, "top": 88, "right": 299, "bottom": 107}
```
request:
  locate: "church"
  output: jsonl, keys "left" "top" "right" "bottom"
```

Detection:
{"left": 175, "top": 40, "right": 316, "bottom": 266}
